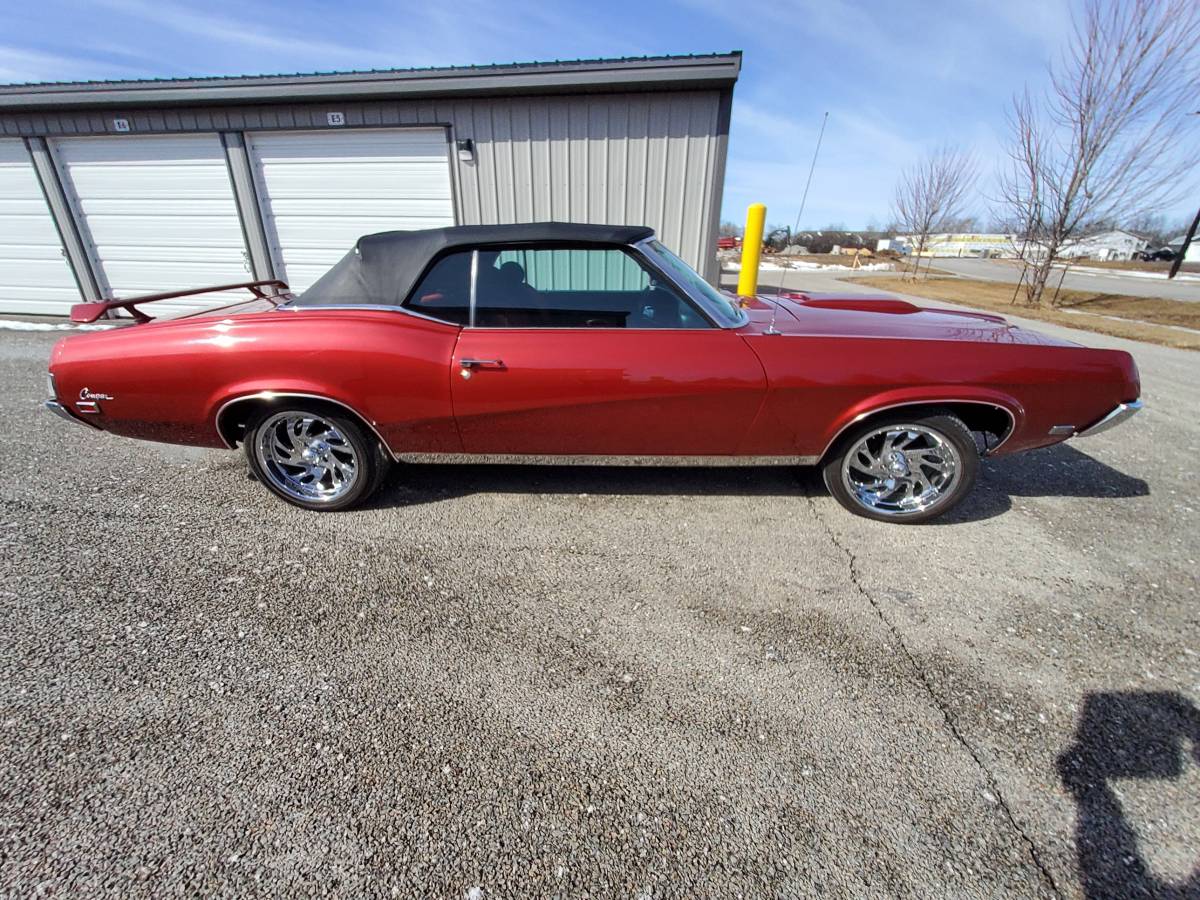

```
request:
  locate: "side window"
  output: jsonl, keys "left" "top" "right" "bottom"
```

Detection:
{"left": 405, "top": 250, "right": 472, "bottom": 324}
{"left": 474, "top": 246, "right": 710, "bottom": 329}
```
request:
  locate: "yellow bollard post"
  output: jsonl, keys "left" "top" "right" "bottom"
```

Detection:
{"left": 737, "top": 203, "right": 767, "bottom": 297}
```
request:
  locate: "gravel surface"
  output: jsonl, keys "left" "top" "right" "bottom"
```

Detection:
{"left": 1, "top": 309, "right": 1196, "bottom": 898}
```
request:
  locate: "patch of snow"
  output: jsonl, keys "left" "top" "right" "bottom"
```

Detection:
{"left": 0, "top": 319, "right": 118, "bottom": 332}
{"left": 723, "top": 261, "right": 892, "bottom": 273}
{"left": 1061, "top": 265, "right": 1200, "bottom": 283}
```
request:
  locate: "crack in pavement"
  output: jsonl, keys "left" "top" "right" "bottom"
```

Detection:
{"left": 805, "top": 495, "right": 1063, "bottom": 900}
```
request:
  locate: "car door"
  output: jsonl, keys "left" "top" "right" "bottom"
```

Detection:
{"left": 442, "top": 244, "right": 766, "bottom": 456}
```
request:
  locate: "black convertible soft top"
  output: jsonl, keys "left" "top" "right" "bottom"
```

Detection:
{"left": 291, "top": 222, "right": 656, "bottom": 308}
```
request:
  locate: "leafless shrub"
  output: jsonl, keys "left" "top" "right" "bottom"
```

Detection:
{"left": 892, "top": 146, "right": 978, "bottom": 279}
{"left": 999, "top": 0, "right": 1200, "bottom": 305}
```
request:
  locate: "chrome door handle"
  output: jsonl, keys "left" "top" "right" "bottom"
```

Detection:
{"left": 460, "top": 358, "right": 504, "bottom": 368}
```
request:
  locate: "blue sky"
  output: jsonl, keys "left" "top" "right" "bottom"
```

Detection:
{"left": 1, "top": 0, "right": 1195, "bottom": 231}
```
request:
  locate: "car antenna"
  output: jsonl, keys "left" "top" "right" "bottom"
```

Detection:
{"left": 765, "top": 292, "right": 782, "bottom": 335}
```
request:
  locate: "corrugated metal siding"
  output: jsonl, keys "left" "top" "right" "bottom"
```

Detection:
{"left": 0, "top": 90, "right": 726, "bottom": 281}
{"left": 454, "top": 93, "right": 719, "bottom": 275}
{"left": 494, "top": 248, "right": 648, "bottom": 291}
{"left": 0, "top": 138, "right": 81, "bottom": 314}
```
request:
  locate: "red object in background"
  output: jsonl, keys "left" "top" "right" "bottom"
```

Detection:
{"left": 717, "top": 236, "right": 738, "bottom": 250}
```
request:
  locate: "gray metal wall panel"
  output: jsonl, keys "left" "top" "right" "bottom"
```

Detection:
{"left": 219, "top": 132, "right": 274, "bottom": 281}
{"left": 0, "top": 89, "right": 727, "bottom": 278}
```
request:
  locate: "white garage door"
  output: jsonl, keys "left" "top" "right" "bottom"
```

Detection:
{"left": 248, "top": 128, "right": 455, "bottom": 292}
{"left": 0, "top": 139, "right": 81, "bottom": 316}
{"left": 52, "top": 134, "right": 252, "bottom": 315}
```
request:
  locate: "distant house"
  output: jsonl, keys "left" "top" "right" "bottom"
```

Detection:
{"left": 1167, "top": 234, "right": 1200, "bottom": 263}
{"left": 1058, "top": 229, "right": 1148, "bottom": 261}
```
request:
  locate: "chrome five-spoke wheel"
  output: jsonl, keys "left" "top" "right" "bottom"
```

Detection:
{"left": 822, "top": 411, "right": 979, "bottom": 523}
{"left": 254, "top": 411, "right": 360, "bottom": 504}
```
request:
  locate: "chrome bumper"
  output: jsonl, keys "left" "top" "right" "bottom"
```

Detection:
{"left": 1077, "top": 399, "right": 1143, "bottom": 437}
{"left": 44, "top": 400, "right": 98, "bottom": 429}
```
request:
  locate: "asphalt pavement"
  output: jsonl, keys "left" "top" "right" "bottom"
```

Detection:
{"left": 1, "top": 298, "right": 1197, "bottom": 897}
{"left": 929, "top": 257, "right": 1200, "bottom": 303}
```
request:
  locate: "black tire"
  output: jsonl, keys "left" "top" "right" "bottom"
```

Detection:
{"left": 244, "top": 405, "right": 390, "bottom": 511}
{"left": 821, "top": 410, "right": 979, "bottom": 524}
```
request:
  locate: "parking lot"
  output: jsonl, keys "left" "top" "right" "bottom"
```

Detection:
{"left": 929, "top": 258, "right": 1200, "bottom": 303}
{"left": 1, "top": 302, "right": 1197, "bottom": 897}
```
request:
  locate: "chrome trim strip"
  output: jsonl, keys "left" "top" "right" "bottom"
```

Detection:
{"left": 1048, "top": 425, "right": 1075, "bottom": 436}
{"left": 395, "top": 452, "right": 819, "bottom": 467}
{"left": 818, "top": 399, "right": 1020, "bottom": 460}
{"left": 1077, "top": 399, "right": 1143, "bottom": 437}
{"left": 468, "top": 248, "right": 478, "bottom": 329}
{"left": 44, "top": 400, "right": 98, "bottom": 429}
{"left": 214, "top": 391, "right": 399, "bottom": 460}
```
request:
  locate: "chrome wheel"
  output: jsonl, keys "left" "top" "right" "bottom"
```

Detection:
{"left": 254, "top": 412, "right": 359, "bottom": 503}
{"left": 840, "top": 424, "right": 961, "bottom": 517}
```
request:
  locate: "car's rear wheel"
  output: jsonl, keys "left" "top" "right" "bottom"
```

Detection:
{"left": 822, "top": 411, "right": 978, "bottom": 523}
{"left": 245, "top": 406, "right": 388, "bottom": 511}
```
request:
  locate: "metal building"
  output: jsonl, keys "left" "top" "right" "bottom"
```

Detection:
{"left": 0, "top": 53, "right": 739, "bottom": 317}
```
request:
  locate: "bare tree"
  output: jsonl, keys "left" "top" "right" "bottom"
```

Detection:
{"left": 891, "top": 146, "right": 978, "bottom": 279}
{"left": 999, "top": 0, "right": 1200, "bottom": 305}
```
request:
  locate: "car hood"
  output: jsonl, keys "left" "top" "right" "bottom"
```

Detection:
{"left": 738, "top": 292, "right": 1081, "bottom": 347}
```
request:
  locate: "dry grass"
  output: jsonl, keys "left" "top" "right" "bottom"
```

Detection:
{"left": 849, "top": 275, "right": 1200, "bottom": 351}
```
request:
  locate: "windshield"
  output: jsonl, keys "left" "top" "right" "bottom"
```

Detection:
{"left": 643, "top": 240, "right": 746, "bottom": 328}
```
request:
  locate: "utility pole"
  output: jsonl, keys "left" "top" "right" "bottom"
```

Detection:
{"left": 1170, "top": 113, "right": 1200, "bottom": 280}
{"left": 1168, "top": 204, "right": 1198, "bottom": 279}
{"left": 792, "top": 111, "right": 829, "bottom": 239}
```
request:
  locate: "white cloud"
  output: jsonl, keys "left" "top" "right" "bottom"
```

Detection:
{"left": 89, "top": 0, "right": 403, "bottom": 68}
{"left": 0, "top": 45, "right": 147, "bottom": 83}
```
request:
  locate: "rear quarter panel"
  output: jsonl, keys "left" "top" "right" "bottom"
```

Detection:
{"left": 49, "top": 310, "right": 462, "bottom": 452}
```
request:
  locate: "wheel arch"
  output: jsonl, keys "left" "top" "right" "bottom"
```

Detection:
{"left": 214, "top": 391, "right": 396, "bottom": 460}
{"left": 818, "top": 397, "right": 1020, "bottom": 462}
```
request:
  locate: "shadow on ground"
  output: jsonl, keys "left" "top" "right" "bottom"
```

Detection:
{"left": 367, "top": 443, "right": 1148, "bottom": 523}
{"left": 1059, "top": 692, "right": 1200, "bottom": 899}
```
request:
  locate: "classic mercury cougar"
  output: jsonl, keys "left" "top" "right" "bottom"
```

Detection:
{"left": 45, "top": 223, "right": 1141, "bottom": 522}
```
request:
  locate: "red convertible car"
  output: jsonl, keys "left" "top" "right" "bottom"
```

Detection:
{"left": 45, "top": 223, "right": 1141, "bottom": 523}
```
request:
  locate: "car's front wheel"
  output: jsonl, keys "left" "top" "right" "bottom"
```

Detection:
{"left": 822, "top": 411, "right": 979, "bottom": 523}
{"left": 245, "top": 406, "right": 389, "bottom": 511}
